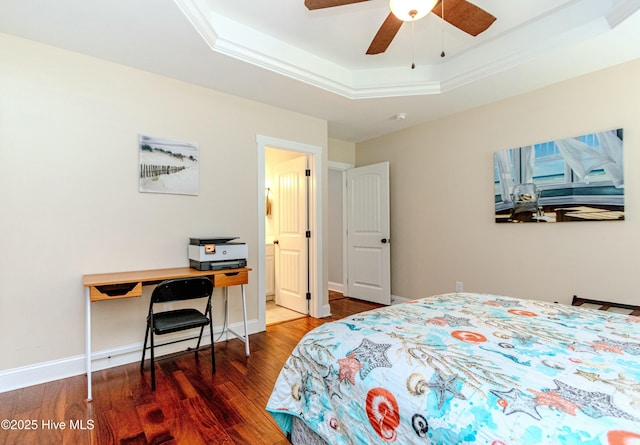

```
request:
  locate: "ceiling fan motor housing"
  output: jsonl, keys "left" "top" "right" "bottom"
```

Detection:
{"left": 389, "top": 0, "right": 437, "bottom": 21}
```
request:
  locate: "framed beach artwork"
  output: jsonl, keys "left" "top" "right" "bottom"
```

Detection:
{"left": 494, "top": 129, "right": 624, "bottom": 223}
{"left": 139, "top": 134, "right": 199, "bottom": 195}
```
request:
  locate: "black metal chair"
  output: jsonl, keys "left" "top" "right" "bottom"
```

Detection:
{"left": 141, "top": 277, "right": 215, "bottom": 390}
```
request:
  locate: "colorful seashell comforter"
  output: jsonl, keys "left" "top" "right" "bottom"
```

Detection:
{"left": 266, "top": 293, "right": 640, "bottom": 444}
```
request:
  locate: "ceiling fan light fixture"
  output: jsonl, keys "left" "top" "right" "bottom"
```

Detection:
{"left": 389, "top": 0, "right": 437, "bottom": 22}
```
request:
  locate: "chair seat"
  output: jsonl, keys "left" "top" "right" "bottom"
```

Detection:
{"left": 142, "top": 277, "right": 215, "bottom": 391}
{"left": 153, "top": 309, "right": 210, "bottom": 335}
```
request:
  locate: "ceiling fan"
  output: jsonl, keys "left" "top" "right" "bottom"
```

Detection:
{"left": 304, "top": 0, "right": 496, "bottom": 55}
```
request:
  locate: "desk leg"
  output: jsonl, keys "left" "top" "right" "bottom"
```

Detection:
{"left": 222, "top": 285, "right": 250, "bottom": 356}
{"left": 241, "top": 284, "right": 249, "bottom": 356}
{"left": 224, "top": 287, "right": 230, "bottom": 342}
{"left": 85, "top": 288, "right": 92, "bottom": 401}
{"left": 240, "top": 284, "right": 249, "bottom": 357}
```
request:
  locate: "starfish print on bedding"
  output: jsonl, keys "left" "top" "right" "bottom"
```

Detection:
{"left": 338, "top": 353, "right": 362, "bottom": 385}
{"left": 349, "top": 338, "right": 392, "bottom": 379}
{"left": 426, "top": 371, "right": 467, "bottom": 409}
{"left": 324, "top": 365, "right": 343, "bottom": 400}
{"left": 529, "top": 389, "right": 580, "bottom": 415}
{"left": 596, "top": 336, "right": 640, "bottom": 355}
{"left": 490, "top": 388, "right": 542, "bottom": 420}
{"left": 552, "top": 380, "right": 640, "bottom": 421}
{"left": 441, "top": 314, "right": 473, "bottom": 327}
{"left": 590, "top": 341, "right": 624, "bottom": 354}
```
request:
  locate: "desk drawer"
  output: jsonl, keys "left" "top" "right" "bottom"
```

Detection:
{"left": 214, "top": 270, "right": 248, "bottom": 288}
{"left": 90, "top": 282, "right": 142, "bottom": 301}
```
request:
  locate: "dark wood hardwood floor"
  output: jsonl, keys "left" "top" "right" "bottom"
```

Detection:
{"left": 0, "top": 296, "right": 380, "bottom": 445}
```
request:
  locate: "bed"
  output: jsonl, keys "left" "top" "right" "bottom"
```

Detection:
{"left": 266, "top": 292, "right": 640, "bottom": 444}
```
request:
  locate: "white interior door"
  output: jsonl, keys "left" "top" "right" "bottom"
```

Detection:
{"left": 274, "top": 155, "right": 309, "bottom": 314}
{"left": 347, "top": 162, "right": 391, "bottom": 305}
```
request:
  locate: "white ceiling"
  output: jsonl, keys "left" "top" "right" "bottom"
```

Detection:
{"left": 1, "top": 0, "right": 640, "bottom": 142}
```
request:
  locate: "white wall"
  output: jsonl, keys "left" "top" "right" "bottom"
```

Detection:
{"left": 0, "top": 33, "right": 327, "bottom": 381}
{"left": 356, "top": 58, "right": 640, "bottom": 305}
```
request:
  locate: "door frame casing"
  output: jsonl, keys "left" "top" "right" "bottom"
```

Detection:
{"left": 257, "top": 135, "right": 324, "bottom": 331}
{"left": 328, "top": 161, "right": 354, "bottom": 295}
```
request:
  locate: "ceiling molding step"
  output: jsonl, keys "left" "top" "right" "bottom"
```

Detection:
{"left": 173, "top": 0, "right": 220, "bottom": 49}
{"left": 440, "top": 0, "right": 615, "bottom": 92}
{"left": 174, "top": 0, "right": 633, "bottom": 101}
{"left": 178, "top": 0, "right": 447, "bottom": 99}
{"left": 607, "top": 0, "right": 640, "bottom": 28}
{"left": 441, "top": 18, "right": 611, "bottom": 93}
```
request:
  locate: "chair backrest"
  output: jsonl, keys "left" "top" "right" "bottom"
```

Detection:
{"left": 512, "top": 183, "right": 539, "bottom": 202}
{"left": 151, "top": 277, "right": 213, "bottom": 304}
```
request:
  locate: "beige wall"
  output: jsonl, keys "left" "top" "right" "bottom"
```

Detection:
{"left": 0, "top": 33, "right": 327, "bottom": 374}
{"left": 328, "top": 138, "right": 355, "bottom": 165}
{"left": 357, "top": 58, "right": 640, "bottom": 304}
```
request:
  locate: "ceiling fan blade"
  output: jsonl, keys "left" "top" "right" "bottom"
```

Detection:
{"left": 432, "top": 0, "right": 496, "bottom": 36}
{"left": 366, "top": 12, "right": 403, "bottom": 55}
{"left": 304, "top": 0, "right": 368, "bottom": 10}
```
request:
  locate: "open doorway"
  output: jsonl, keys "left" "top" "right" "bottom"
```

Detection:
{"left": 327, "top": 162, "right": 352, "bottom": 295}
{"left": 327, "top": 161, "right": 392, "bottom": 305}
{"left": 265, "top": 148, "right": 309, "bottom": 324}
{"left": 256, "top": 135, "right": 326, "bottom": 332}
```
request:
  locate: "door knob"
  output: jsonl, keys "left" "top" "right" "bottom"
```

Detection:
{"left": 273, "top": 240, "right": 279, "bottom": 245}
{"left": 381, "top": 238, "right": 388, "bottom": 244}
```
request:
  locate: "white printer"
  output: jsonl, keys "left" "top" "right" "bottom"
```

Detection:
{"left": 188, "top": 237, "right": 248, "bottom": 271}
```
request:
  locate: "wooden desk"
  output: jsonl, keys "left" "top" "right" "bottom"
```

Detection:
{"left": 82, "top": 267, "right": 251, "bottom": 401}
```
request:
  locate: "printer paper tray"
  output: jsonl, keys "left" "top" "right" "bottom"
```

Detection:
{"left": 189, "top": 259, "right": 247, "bottom": 271}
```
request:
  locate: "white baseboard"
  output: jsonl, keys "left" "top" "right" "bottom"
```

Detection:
{"left": 1, "top": 295, "right": 412, "bottom": 393}
{"left": 318, "top": 303, "right": 332, "bottom": 318}
{"left": 328, "top": 281, "right": 344, "bottom": 293}
{"left": 391, "top": 294, "right": 411, "bottom": 305}
{"left": 0, "top": 319, "right": 260, "bottom": 394}
{"left": 0, "top": 354, "right": 87, "bottom": 394}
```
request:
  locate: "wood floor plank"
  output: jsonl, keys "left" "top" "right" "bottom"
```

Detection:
{"left": 0, "top": 295, "right": 379, "bottom": 445}
{"left": 179, "top": 397, "right": 234, "bottom": 445}
{"left": 61, "top": 376, "right": 96, "bottom": 445}
{"left": 102, "top": 403, "right": 147, "bottom": 444}
{"left": 137, "top": 401, "right": 176, "bottom": 443}
{"left": 0, "top": 391, "right": 17, "bottom": 425}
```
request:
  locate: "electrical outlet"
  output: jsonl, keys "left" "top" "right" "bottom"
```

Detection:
{"left": 455, "top": 281, "right": 464, "bottom": 292}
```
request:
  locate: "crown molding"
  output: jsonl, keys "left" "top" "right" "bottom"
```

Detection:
{"left": 174, "top": 0, "right": 640, "bottom": 100}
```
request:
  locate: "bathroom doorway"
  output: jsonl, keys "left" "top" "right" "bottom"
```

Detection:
{"left": 265, "top": 148, "right": 309, "bottom": 325}
{"left": 256, "top": 135, "right": 325, "bottom": 332}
